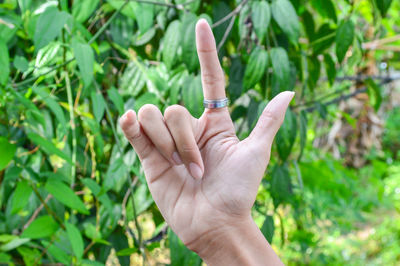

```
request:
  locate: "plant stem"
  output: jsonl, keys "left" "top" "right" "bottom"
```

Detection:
{"left": 64, "top": 72, "right": 77, "bottom": 187}
{"left": 94, "top": 82, "right": 146, "bottom": 263}
{"left": 30, "top": 183, "right": 65, "bottom": 230}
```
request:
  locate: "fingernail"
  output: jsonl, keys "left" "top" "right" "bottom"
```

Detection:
{"left": 172, "top": 152, "right": 183, "bottom": 165}
{"left": 189, "top": 163, "right": 203, "bottom": 180}
{"left": 119, "top": 114, "right": 127, "bottom": 125}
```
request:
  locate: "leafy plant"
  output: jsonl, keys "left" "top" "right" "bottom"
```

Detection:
{"left": 0, "top": 0, "right": 399, "bottom": 264}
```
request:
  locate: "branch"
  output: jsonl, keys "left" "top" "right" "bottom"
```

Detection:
{"left": 295, "top": 74, "right": 400, "bottom": 109}
{"left": 302, "top": 77, "right": 399, "bottom": 113}
{"left": 64, "top": 72, "right": 77, "bottom": 187}
{"left": 23, "top": 194, "right": 52, "bottom": 230}
{"left": 29, "top": 183, "right": 65, "bottom": 230}
{"left": 217, "top": 15, "right": 236, "bottom": 52}
{"left": 362, "top": 34, "right": 400, "bottom": 50}
{"left": 129, "top": 0, "right": 196, "bottom": 9}
{"left": 212, "top": 0, "right": 249, "bottom": 28}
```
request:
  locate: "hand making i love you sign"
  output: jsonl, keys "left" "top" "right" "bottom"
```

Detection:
{"left": 120, "top": 19, "right": 292, "bottom": 265}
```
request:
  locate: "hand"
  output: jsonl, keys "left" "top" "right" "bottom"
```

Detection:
{"left": 120, "top": 19, "right": 293, "bottom": 265}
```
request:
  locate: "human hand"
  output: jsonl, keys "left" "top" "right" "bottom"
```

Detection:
{"left": 120, "top": 19, "right": 293, "bottom": 265}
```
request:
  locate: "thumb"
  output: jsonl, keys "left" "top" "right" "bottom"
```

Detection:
{"left": 247, "top": 91, "right": 295, "bottom": 150}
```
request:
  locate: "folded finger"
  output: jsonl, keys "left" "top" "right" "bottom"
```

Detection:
{"left": 120, "top": 110, "right": 154, "bottom": 160}
{"left": 138, "top": 104, "right": 182, "bottom": 165}
{"left": 164, "top": 105, "right": 204, "bottom": 180}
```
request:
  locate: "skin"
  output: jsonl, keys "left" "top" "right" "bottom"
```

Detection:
{"left": 120, "top": 19, "right": 293, "bottom": 265}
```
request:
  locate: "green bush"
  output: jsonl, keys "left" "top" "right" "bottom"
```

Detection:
{"left": 0, "top": 0, "right": 399, "bottom": 265}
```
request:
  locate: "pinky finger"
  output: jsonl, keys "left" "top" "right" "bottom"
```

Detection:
{"left": 120, "top": 110, "right": 154, "bottom": 160}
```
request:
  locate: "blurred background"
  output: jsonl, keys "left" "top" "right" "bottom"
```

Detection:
{"left": 0, "top": 0, "right": 399, "bottom": 265}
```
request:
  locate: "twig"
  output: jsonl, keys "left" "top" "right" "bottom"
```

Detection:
{"left": 333, "top": 74, "right": 400, "bottom": 82}
{"left": 217, "top": 15, "right": 236, "bottom": 52}
{"left": 302, "top": 77, "right": 399, "bottom": 113}
{"left": 364, "top": 45, "right": 400, "bottom": 52}
{"left": 23, "top": 194, "right": 52, "bottom": 230}
{"left": 129, "top": 0, "right": 196, "bottom": 9}
{"left": 212, "top": 0, "right": 249, "bottom": 28}
{"left": 362, "top": 34, "right": 400, "bottom": 50}
{"left": 29, "top": 183, "right": 65, "bottom": 230}
{"left": 295, "top": 74, "right": 400, "bottom": 109}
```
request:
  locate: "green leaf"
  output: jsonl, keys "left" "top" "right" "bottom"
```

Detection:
{"left": 14, "top": 55, "right": 29, "bottom": 72}
{"left": 335, "top": 20, "right": 354, "bottom": 63}
{"left": 21, "top": 215, "right": 59, "bottom": 239}
{"left": 0, "top": 40, "right": 10, "bottom": 85}
{"left": 0, "top": 237, "right": 30, "bottom": 252}
{"left": 270, "top": 164, "right": 292, "bottom": 207}
{"left": 107, "top": 87, "right": 124, "bottom": 115}
{"left": 82, "top": 178, "right": 112, "bottom": 211}
{"left": 169, "top": 229, "right": 201, "bottom": 266}
{"left": 45, "top": 179, "right": 89, "bottom": 214}
{"left": 375, "top": 0, "right": 393, "bottom": 17}
{"left": 163, "top": 20, "right": 181, "bottom": 69}
{"left": 91, "top": 91, "right": 106, "bottom": 123}
{"left": 307, "top": 56, "right": 321, "bottom": 91}
{"left": 32, "top": 87, "right": 68, "bottom": 135}
{"left": 72, "top": 38, "right": 94, "bottom": 88}
{"left": 276, "top": 109, "right": 297, "bottom": 161}
{"left": 298, "top": 111, "right": 307, "bottom": 161}
{"left": 0, "top": 137, "right": 16, "bottom": 170}
{"left": 27, "top": 133, "right": 72, "bottom": 164}
{"left": 311, "top": 0, "right": 337, "bottom": 22}
{"left": 134, "top": 2, "right": 154, "bottom": 34}
{"left": 17, "top": 246, "right": 41, "bottom": 266}
{"left": 182, "top": 75, "right": 203, "bottom": 118}
{"left": 119, "top": 61, "right": 145, "bottom": 97}
{"left": 227, "top": 57, "right": 245, "bottom": 102}
{"left": 365, "top": 78, "right": 383, "bottom": 112}
{"left": 41, "top": 240, "right": 70, "bottom": 265}
{"left": 324, "top": 54, "right": 336, "bottom": 86}
{"left": 34, "top": 7, "right": 69, "bottom": 51}
{"left": 181, "top": 13, "right": 199, "bottom": 72}
{"left": 116, "top": 247, "right": 137, "bottom": 256}
{"left": 251, "top": 1, "right": 271, "bottom": 43}
{"left": 270, "top": 47, "right": 290, "bottom": 92}
{"left": 243, "top": 47, "right": 269, "bottom": 91}
{"left": 11, "top": 180, "right": 33, "bottom": 214}
{"left": 313, "top": 24, "right": 335, "bottom": 55}
{"left": 271, "top": 0, "right": 300, "bottom": 44}
{"left": 261, "top": 215, "right": 274, "bottom": 243}
{"left": 103, "top": 157, "right": 128, "bottom": 192}
{"left": 72, "top": 0, "right": 99, "bottom": 23}
{"left": 65, "top": 222, "right": 84, "bottom": 259}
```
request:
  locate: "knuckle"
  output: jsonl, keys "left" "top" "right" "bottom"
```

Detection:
{"left": 158, "top": 141, "right": 173, "bottom": 154}
{"left": 202, "top": 71, "right": 224, "bottom": 87}
{"left": 178, "top": 144, "right": 197, "bottom": 156}
{"left": 262, "top": 110, "right": 281, "bottom": 124}
{"left": 138, "top": 104, "right": 159, "bottom": 121}
{"left": 164, "top": 105, "right": 187, "bottom": 122}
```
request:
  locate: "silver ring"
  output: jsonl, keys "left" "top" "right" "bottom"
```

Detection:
{"left": 203, "top": 98, "right": 229, "bottom": 109}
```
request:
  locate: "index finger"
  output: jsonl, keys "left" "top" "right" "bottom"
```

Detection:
{"left": 195, "top": 19, "right": 226, "bottom": 100}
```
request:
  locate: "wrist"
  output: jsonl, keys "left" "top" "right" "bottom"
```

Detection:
{"left": 186, "top": 215, "right": 283, "bottom": 266}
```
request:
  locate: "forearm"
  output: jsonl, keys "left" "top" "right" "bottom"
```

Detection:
{"left": 189, "top": 216, "right": 283, "bottom": 266}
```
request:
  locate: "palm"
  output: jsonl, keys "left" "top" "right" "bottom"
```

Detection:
{"left": 120, "top": 19, "right": 294, "bottom": 248}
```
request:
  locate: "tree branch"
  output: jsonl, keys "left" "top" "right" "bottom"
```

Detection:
{"left": 302, "top": 76, "right": 399, "bottom": 113}
{"left": 217, "top": 15, "right": 236, "bottom": 52}
{"left": 212, "top": 0, "right": 249, "bottom": 28}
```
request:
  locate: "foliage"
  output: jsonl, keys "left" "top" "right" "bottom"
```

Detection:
{"left": 0, "top": 0, "right": 399, "bottom": 265}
